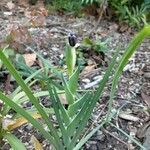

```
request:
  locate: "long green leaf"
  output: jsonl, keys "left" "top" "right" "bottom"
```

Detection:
{"left": 106, "top": 25, "right": 150, "bottom": 121}
{"left": 0, "top": 49, "right": 63, "bottom": 149}
{"left": 0, "top": 92, "right": 58, "bottom": 149}
{"left": 68, "top": 67, "right": 80, "bottom": 95}
{"left": 4, "top": 133, "right": 26, "bottom": 150}
{"left": 68, "top": 92, "right": 91, "bottom": 117}
{"left": 48, "top": 84, "right": 70, "bottom": 148}
{"left": 62, "top": 76, "right": 74, "bottom": 105}
{"left": 2, "top": 69, "right": 42, "bottom": 116}
{"left": 68, "top": 97, "right": 93, "bottom": 149}
{"left": 69, "top": 47, "right": 120, "bottom": 149}
{"left": 67, "top": 93, "right": 92, "bottom": 137}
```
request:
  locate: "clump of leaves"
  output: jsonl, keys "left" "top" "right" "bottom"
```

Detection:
{"left": 0, "top": 25, "right": 150, "bottom": 149}
{"left": 83, "top": 37, "right": 109, "bottom": 53}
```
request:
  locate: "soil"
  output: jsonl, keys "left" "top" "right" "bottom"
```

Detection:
{"left": 0, "top": 0, "right": 150, "bottom": 150}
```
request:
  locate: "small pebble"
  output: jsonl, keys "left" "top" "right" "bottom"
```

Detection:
{"left": 82, "top": 78, "right": 90, "bottom": 83}
{"left": 84, "top": 78, "right": 102, "bottom": 89}
{"left": 43, "top": 51, "right": 48, "bottom": 56}
{"left": 52, "top": 47, "right": 59, "bottom": 51}
{"left": 93, "top": 75, "right": 103, "bottom": 81}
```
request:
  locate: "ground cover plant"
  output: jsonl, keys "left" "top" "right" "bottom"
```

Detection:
{"left": 0, "top": 23, "right": 150, "bottom": 150}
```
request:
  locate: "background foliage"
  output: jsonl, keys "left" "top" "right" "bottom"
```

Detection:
{"left": 44, "top": 0, "right": 150, "bottom": 28}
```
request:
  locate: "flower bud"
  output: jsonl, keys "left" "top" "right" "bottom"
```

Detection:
{"left": 68, "top": 32, "right": 77, "bottom": 47}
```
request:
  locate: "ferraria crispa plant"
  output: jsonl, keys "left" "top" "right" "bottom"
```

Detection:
{"left": 0, "top": 25, "right": 149, "bottom": 149}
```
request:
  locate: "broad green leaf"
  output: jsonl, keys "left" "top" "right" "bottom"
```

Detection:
{"left": 4, "top": 133, "right": 26, "bottom": 150}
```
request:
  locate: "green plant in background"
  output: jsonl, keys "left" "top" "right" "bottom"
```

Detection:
{"left": 81, "top": 0, "right": 102, "bottom": 5}
{"left": 0, "top": 25, "right": 150, "bottom": 149}
{"left": 0, "top": 47, "right": 15, "bottom": 70}
{"left": 83, "top": 37, "right": 109, "bottom": 53}
{"left": 46, "top": 0, "right": 83, "bottom": 15}
{"left": 110, "top": 0, "right": 150, "bottom": 28}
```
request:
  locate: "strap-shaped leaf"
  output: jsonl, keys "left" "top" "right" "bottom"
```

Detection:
{"left": 48, "top": 84, "right": 71, "bottom": 147}
{"left": 67, "top": 92, "right": 92, "bottom": 136}
{"left": 68, "top": 67, "right": 80, "bottom": 95}
{"left": 107, "top": 25, "right": 150, "bottom": 121}
{"left": 0, "top": 92, "right": 60, "bottom": 150}
{"left": 74, "top": 121, "right": 106, "bottom": 150}
{"left": 62, "top": 76, "right": 74, "bottom": 105}
{"left": 0, "top": 49, "right": 63, "bottom": 149}
{"left": 69, "top": 47, "right": 121, "bottom": 149}
{"left": 4, "top": 133, "right": 26, "bottom": 150}
{"left": 2, "top": 69, "right": 42, "bottom": 116}
{"left": 47, "top": 80, "right": 70, "bottom": 126}
{"left": 67, "top": 92, "right": 91, "bottom": 117}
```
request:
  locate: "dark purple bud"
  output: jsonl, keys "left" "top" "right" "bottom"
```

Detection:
{"left": 68, "top": 32, "right": 77, "bottom": 47}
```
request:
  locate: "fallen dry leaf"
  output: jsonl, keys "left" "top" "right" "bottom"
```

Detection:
{"left": 80, "top": 65, "right": 96, "bottom": 78}
{"left": 23, "top": 53, "right": 36, "bottom": 66}
{"left": 31, "top": 135, "right": 43, "bottom": 150}
{"left": 119, "top": 112, "right": 139, "bottom": 122}
{"left": 8, "top": 113, "right": 41, "bottom": 131}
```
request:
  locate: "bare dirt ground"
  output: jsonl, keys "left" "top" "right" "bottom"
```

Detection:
{"left": 0, "top": 1, "right": 150, "bottom": 150}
